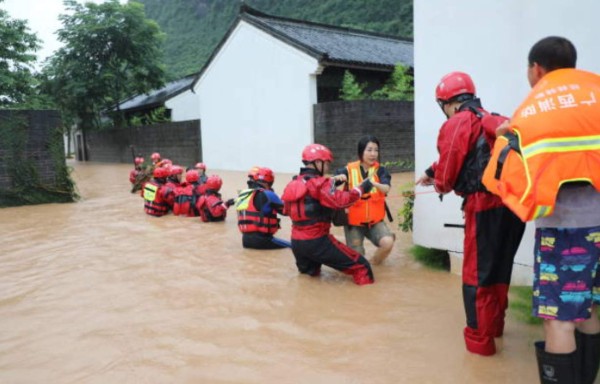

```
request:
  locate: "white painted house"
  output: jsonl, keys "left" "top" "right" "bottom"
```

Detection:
{"left": 414, "top": 0, "right": 600, "bottom": 283}
{"left": 193, "top": 5, "right": 413, "bottom": 173}
{"left": 117, "top": 73, "right": 199, "bottom": 123}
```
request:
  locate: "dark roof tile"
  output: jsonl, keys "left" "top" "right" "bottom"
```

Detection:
{"left": 242, "top": 8, "right": 412, "bottom": 69}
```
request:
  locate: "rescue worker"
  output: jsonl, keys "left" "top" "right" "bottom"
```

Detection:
{"left": 164, "top": 165, "right": 183, "bottom": 210}
{"left": 143, "top": 167, "right": 170, "bottom": 217}
{"left": 173, "top": 170, "right": 200, "bottom": 217}
{"left": 195, "top": 162, "right": 208, "bottom": 185}
{"left": 234, "top": 166, "right": 291, "bottom": 249}
{"left": 416, "top": 72, "right": 525, "bottom": 356}
{"left": 151, "top": 152, "right": 161, "bottom": 165}
{"left": 482, "top": 36, "right": 600, "bottom": 384}
{"left": 129, "top": 156, "right": 144, "bottom": 185}
{"left": 335, "top": 135, "right": 395, "bottom": 265}
{"left": 281, "top": 143, "right": 375, "bottom": 286}
{"left": 196, "top": 175, "right": 230, "bottom": 222}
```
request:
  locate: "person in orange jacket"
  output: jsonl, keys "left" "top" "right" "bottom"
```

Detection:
{"left": 416, "top": 72, "right": 525, "bottom": 356}
{"left": 483, "top": 36, "right": 600, "bottom": 384}
{"left": 335, "top": 135, "right": 395, "bottom": 265}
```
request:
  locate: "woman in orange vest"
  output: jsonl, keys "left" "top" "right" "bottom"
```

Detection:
{"left": 335, "top": 135, "right": 395, "bottom": 265}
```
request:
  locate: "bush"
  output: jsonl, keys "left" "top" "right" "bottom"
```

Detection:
{"left": 409, "top": 245, "right": 450, "bottom": 271}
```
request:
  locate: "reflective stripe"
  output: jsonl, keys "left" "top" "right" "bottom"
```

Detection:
{"left": 522, "top": 135, "right": 600, "bottom": 158}
{"left": 533, "top": 205, "right": 553, "bottom": 219}
{"left": 143, "top": 183, "right": 158, "bottom": 201}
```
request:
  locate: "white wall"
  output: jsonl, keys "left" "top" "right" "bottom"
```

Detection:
{"left": 165, "top": 90, "right": 200, "bottom": 122}
{"left": 194, "top": 21, "right": 320, "bottom": 173}
{"left": 414, "top": 0, "right": 600, "bottom": 282}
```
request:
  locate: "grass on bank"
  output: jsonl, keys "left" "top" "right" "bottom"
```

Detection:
{"left": 408, "top": 245, "right": 450, "bottom": 271}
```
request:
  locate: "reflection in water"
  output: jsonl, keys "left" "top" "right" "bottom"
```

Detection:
{"left": 0, "top": 162, "right": 541, "bottom": 383}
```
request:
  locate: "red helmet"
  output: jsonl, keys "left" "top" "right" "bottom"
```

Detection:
{"left": 134, "top": 157, "right": 144, "bottom": 166}
{"left": 151, "top": 152, "right": 161, "bottom": 162}
{"left": 205, "top": 175, "right": 222, "bottom": 191}
{"left": 185, "top": 170, "right": 199, "bottom": 183}
{"left": 256, "top": 167, "right": 274, "bottom": 184}
{"left": 248, "top": 166, "right": 260, "bottom": 179}
{"left": 195, "top": 162, "right": 206, "bottom": 170}
{"left": 153, "top": 167, "right": 169, "bottom": 178}
{"left": 435, "top": 71, "right": 476, "bottom": 102}
{"left": 170, "top": 165, "right": 184, "bottom": 176}
{"left": 302, "top": 144, "right": 333, "bottom": 163}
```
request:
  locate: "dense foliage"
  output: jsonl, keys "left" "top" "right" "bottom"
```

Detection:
{"left": 41, "top": 0, "right": 166, "bottom": 132}
{"left": 341, "top": 64, "right": 414, "bottom": 101}
{"left": 138, "top": 0, "right": 413, "bottom": 79}
{"left": 0, "top": 0, "right": 40, "bottom": 106}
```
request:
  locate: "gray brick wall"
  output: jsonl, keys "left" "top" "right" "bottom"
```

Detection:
{"left": 85, "top": 119, "right": 201, "bottom": 166}
{"left": 314, "top": 100, "right": 414, "bottom": 172}
{"left": 0, "top": 110, "right": 63, "bottom": 189}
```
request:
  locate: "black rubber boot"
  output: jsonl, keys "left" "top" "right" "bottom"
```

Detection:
{"left": 575, "top": 330, "right": 600, "bottom": 384}
{"left": 535, "top": 341, "right": 581, "bottom": 383}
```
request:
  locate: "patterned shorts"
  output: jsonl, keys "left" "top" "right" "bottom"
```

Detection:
{"left": 532, "top": 226, "right": 600, "bottom": 321}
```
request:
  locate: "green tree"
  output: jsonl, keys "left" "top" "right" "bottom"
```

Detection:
{"left": 43, "top": 0, "right": 166, "bottom": 132}
{"left": 371, "top": 64, "right": 414, "bottom": 101}
{"left": 0, "top": 0, "right": 40, "bottom": 106}
{"left": 339, "top": 70, "right": 367, "bottom": 101}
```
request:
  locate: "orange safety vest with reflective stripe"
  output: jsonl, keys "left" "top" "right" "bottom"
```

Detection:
{"left": 482, "top": 68, "right": 600, "bottom": 222}
{"left": 346, "top": 160, "right": 386, "bottom": 226}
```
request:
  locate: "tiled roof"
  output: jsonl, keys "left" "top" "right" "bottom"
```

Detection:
{"left": 118, "top": 74, "right": 196, "bottom": 112}
{"left": 241, "top": 6, "right": 413, "bottom": 69}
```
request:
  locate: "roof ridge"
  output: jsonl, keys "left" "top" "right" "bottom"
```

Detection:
{"left": 239, "top": 3, "right": 412, "bottom": 42}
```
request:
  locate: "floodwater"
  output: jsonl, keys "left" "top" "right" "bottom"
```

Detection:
{"left": 0, "top": 162, "right": 542, "bottom": 383}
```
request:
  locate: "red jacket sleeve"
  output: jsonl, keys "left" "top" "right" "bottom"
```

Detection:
{"left": 307, "top": 176, "right": 361, "bottom": 209}
{"left": 433, "top": 111, "right": 480, "bottom": 194}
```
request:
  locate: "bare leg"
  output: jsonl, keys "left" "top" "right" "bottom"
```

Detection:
{"left": 544, "top": 319, "right": 576, "bottom": 353}
{"left": 371, "top": 235, "right": 395, "bottom": 265}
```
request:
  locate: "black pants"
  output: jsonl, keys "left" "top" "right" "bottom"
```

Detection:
{"left": 242, "top": 232, "right": 291, "bottom": 249}
{"left": 291, "top": 234, "right": 373, "bottom": 285}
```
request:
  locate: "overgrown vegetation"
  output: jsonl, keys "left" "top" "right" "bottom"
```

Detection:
{"left": 129, "top": 107, "right": 171, "bottom": 127}
{"left": 0, "top": 113, "right": 78, "bottom": 207}
{"left": 409, "top": 245, "right": 450, "bottom": 271}
{"left": 138, "top": 0, "right": 413, "bottom": 79}
{"left": 340, "top": 64, "right": 414, "bottom": 101}
{"left": 397, "top": 182, "right": 414, "bottom": 233}
{"left": 40, "top": 0, "right": 166, "bottom": 133}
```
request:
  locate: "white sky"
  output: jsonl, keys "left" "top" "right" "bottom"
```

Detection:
{"left": 1, "top": 0, "right": 123, "bottom": 69}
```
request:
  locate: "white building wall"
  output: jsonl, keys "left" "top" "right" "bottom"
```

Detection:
{"left": 165, "top": 90, "right": 200, "bottom": 122}
{"left": 414, "top": 0, "right": 600, "bottom": 283}
{"left": 194, "top": 21, "right": 320, "bottom": 173}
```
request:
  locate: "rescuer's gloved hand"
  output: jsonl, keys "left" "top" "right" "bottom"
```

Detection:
{"left": 359, "top": 178, "right": 373, "bottom": 194}
{"left": 225, "top": 198, "right": 235, "bottom": 208}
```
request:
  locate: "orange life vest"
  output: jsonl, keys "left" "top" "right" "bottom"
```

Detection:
{"left": 346, "top": 161, "right": 386, "bottom": 226}
{"left": 482, "top": 68, "right": 600, "bottom": 222}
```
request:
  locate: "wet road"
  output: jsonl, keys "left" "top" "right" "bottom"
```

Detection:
{"left": 0, "top": 162, "right": 542, "bottom": 383}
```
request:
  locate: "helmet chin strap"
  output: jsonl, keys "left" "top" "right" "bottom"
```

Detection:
{"left": 309, "top": 161, "right": 325, "bottom": 176}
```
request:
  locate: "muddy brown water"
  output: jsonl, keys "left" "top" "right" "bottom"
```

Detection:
{"left": 0, "top": 162, "right": 542, "bottom": 383}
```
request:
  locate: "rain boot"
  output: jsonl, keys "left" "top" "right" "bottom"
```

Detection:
{"left": 535, "top": 341, "right": 581, "bottom": 383}
{"left": 575, "top": 330, "right": 600, "bottom": 384}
